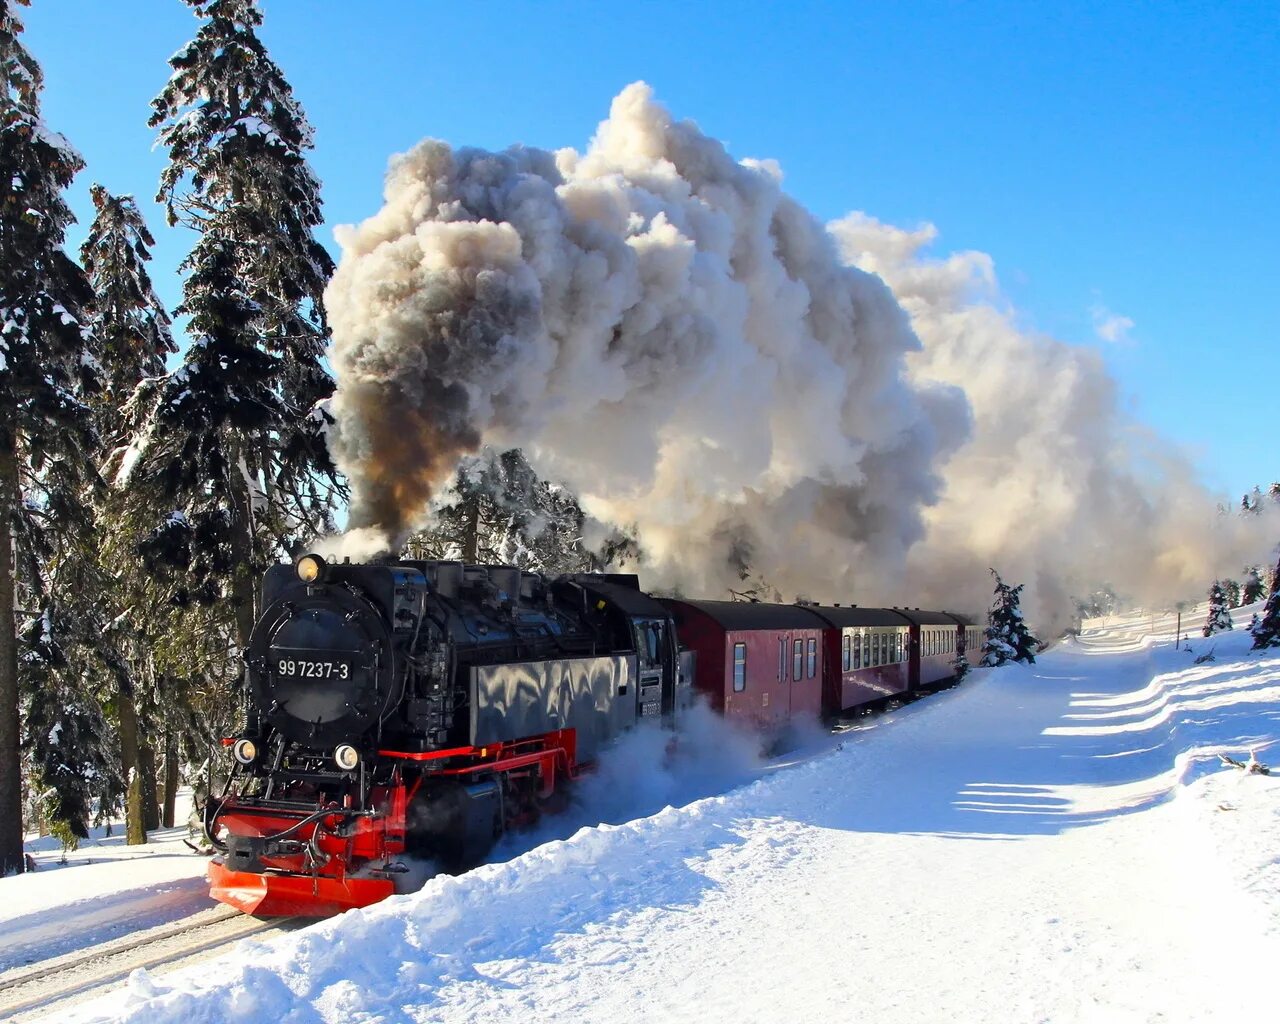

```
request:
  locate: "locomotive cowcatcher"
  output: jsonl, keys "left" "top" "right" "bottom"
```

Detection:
{"left": 205, "top": 554, "right": 690, "bottom": 916}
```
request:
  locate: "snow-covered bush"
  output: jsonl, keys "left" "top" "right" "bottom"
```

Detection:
{"left": 1202, "top": 581, "right": 1233, "bottom": 637}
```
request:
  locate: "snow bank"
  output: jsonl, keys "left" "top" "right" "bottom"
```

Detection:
{"left": 59, "top": 628, "right": 1280, "bottom": 1023}
{"left": 2, "top": 795, "right": 207, "bottom": 971}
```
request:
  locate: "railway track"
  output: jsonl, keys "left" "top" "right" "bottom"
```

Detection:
{"left": 0, "top": 905, "right": 305, "bottom": 1022}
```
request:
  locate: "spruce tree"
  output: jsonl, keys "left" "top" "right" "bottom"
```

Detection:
{"left": 407, "top": 448, "right": 638, "bottom": 575}
{"left": 1242, "top": 567, "right": 1266, "bottom": 606}
{"left": 131, "top": 0, "right": 338, "bottom": 650}
{"left": 1221, "top": 578, "right": 1242, "bottom": 608}
{"left": 1202, "top": 581, "right": 1233, "bottom": 637}
{"left": 0, "top": 0, "right": 103, "bottom": 873}
{"left": 1250, "top": 557, "right": 1280, "bottom": 650}
{"left": 80, "top": 186, "right": 177, "bottom": 845}
{"left": 980, "top": 569, "right": 1041, "bottom": 666}
{"left": 80, "top": 186, "right": 175, "bottom": 424}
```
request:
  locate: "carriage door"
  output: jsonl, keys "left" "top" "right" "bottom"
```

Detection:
{"left": 777, "top": 634, "right": 790, "bottom": 716}
{"left": 790, "top": 635, "right": 805, "bottom": 718}
{"left": 632, "top": 619, "right": 665, "bottom": 719}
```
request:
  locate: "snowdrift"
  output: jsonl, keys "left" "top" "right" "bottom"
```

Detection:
{"left": 55, "top": 621, "right": 1280, "bottom": 1023}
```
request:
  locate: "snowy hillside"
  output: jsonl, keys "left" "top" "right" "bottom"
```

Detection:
{"left": 47, "top": 615, "right": 1280, "bottom": 1023}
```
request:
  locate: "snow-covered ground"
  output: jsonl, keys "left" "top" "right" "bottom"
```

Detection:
{"left": 1, "top": 796, "right": 209, "bottom": 972}
{"left": 14, "top": 608, "right": 1280, "bottom": 1023}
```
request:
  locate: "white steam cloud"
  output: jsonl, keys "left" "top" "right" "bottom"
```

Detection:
{"left": 326, "top": 82, "right": 968, "bottom": 597}
{"left": 324, "top": 82, "right": 1273, "bottom": 630}
{"left": 833, "top": 214, "right": 1274, "bottom": 627}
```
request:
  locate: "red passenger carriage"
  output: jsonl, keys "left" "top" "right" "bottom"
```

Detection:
{"left": 802, "top": 606, "right": 913, "bottom": 712}
{"left": 660, "top": 600, "right": 825, "bottom": 730}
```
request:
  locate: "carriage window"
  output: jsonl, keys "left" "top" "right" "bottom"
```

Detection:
{"left": 895, "top": 631, "right": 903, "bottom": 663}
{"left": 807, "top": 637, "right": 817, "bottom": 678}
{"left": 842, "top": 634, "right": 851, "bottom": 672}
{"left": 780, "top": 638, "right": 787, "bottom": 681}
{"left": 793, "top": 639, "right": 803, "bottom": 681}
{"left": 853, "top": 632, "right": 862, "bottom": 670}
{"left": 872, "top": 631, "right": 881, "bottom": 667}
{"left": 733, "top": 643, "right": 747, "bottom": 692}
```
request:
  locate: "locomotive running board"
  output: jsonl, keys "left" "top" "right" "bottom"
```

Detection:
{"left": 208, "top": 861, "right": 394, "bottom": 917}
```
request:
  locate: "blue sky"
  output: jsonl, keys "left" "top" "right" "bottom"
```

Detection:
{"left": 25, "top": 0, "right": 1279, "bottom": 501}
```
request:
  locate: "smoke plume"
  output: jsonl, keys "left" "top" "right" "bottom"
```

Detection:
{"left": 326, "top": 82, "right": 967, "bottom": 591}
{"left": 326, "top": 83, "right": 1273, "bottom": 628}
{"left": 831, "top": 214, "right": 1274, "bottom": 628}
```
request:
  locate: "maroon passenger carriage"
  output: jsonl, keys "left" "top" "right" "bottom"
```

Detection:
{"left": 893, "top": 609, "right": 972, "bottom": 689}
{"left": 658, "top": 600, "right": 825, "bottom": 729}
{"left": 659, "top": 600, "right": 978, "bottom": 724}
{"left": 802, "top": 606, "right": 912, "bottom": 709}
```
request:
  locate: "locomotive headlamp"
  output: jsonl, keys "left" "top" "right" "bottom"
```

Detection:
{"left": 232, "top": 738, "right": 258, "bottom": 765}
{"left": 295, "top": 553, "right": 327, "bottom": 583}
{"left": 334, "top": 744, "right": 360, "bottom": 771}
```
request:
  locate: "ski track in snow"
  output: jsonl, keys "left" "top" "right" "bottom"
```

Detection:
{"left": 18, "top": 618, "right": 1280, "bottom": 1023}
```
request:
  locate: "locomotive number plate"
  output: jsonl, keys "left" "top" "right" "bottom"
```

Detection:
{"left": 271, "top": 653, "right": 351, "bottom": 680}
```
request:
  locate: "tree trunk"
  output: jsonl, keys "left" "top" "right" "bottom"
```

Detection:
{"left": 462, "top": 495, "right": 479, "bottom": 564}
{"left": 162, "top": 731, "right": 179, "bottom": 829}
{"left": 116, "top": 677, "right": 147, "bottom": 845}
{"left": 229, "top": 446, "right": 258, "bottom": 652}
{"left": 138, "top": 742, "right": 161, "bottom": 832}
{"left": 0, "top": 413, "right": 26, "bottom": 875}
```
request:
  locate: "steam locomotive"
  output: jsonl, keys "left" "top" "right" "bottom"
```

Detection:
{"left": 206, "top": 554, "right": 975, "bottom": 916}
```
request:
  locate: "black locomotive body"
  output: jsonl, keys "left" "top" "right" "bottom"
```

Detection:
{"left": 207, "top": 554, "right": 689, "bottom": 915}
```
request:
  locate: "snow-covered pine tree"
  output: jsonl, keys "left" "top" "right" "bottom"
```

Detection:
{"left": 1221, "top": 578, "right": 1242, "bottom": 608}
{"left": 1250, "top": 557, "right": 1280, "bottom": 650}
{"left": 80, "top": 185, "right": 175, "bottom": 427}
{"left": 1241, "top": 567, "right": 1266, "bottom": 606}
{"left": 18, "top": 603, "right": 117, "bottom": 851}
{"left": 0, "top": 0, "right": 105, "bottom": 873}
{"left": 1202, "top": 580, "right": 1233, "bottom": 636}
{"left": 407, "top": 448, "right": 637, "bottom": 576}
{"left": 80, "top": 185, "right": 178, "bottom": 845}
{"left": 130, "top": 0, "right": 339, "bottom": 649}
{"left": 980, "top": 569, "right": 1041, "bottom": 667}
